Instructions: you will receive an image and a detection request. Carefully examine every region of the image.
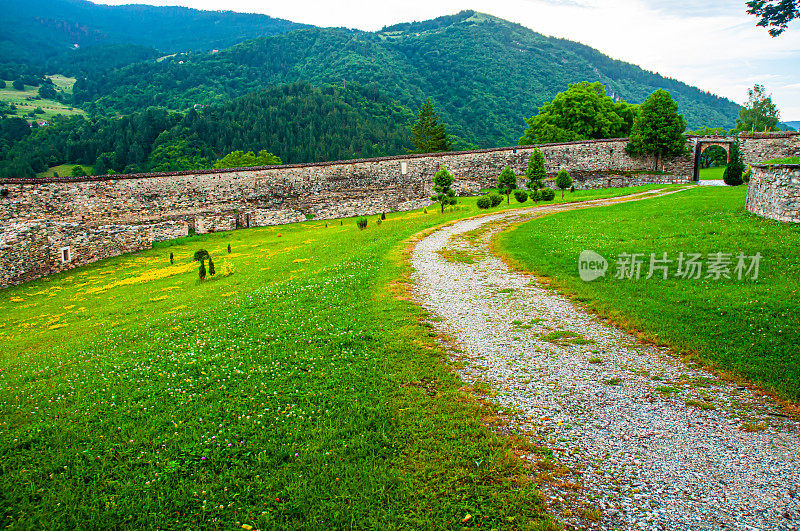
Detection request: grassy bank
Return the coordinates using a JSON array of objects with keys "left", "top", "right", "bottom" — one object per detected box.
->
[
  {"left": 0, "top": 186, "right": 677, "bottom": 529},
  {"left": 496, "top": 186, "right": 800, "bottom": 401}
]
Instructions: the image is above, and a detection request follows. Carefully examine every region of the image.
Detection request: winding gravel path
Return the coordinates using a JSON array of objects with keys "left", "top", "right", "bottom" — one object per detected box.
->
[{"left": 410, "top": 190, "right": 800, "bottom": 531}]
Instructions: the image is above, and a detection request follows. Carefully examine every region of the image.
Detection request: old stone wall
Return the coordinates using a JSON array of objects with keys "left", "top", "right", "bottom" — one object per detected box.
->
[
  {"left": 0, "top": 221, "right": 154, "bottom": 288},
  {"left": 2, "top": 132, "right": 796, "bottom": 288},
  {"left": 745, "top": 164, "right": 800, "bottom": 223}
]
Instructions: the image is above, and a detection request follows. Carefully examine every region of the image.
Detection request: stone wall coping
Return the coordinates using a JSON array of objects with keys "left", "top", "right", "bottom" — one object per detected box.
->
[
  {"left": 750, "top": 163, "right": 800, "bottom": 169},
  {"left": 0, "top": 137, "right": 638, "bottom": 185}
]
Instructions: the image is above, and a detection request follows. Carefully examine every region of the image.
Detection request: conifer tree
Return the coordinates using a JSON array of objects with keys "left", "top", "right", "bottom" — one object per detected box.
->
[
  {"left": 431, "top": 164, "right": 457, "bottom": 213},
  {"left": 498, "top": 166, "right": 517, "bottom": 204},
  {"left": 723, "top": 141, "right": 745, "bottom": 186},
  {"left": 410, "top": 98, "right": 451, "bottom": 153},
  {"left": 525, "top": 149, "right": 546, "bottom": 193}
]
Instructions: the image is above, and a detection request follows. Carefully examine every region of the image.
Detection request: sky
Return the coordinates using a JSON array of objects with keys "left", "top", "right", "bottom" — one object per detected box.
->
[{"left": 98, "top": 0, "right": 800, "bottom": 120}]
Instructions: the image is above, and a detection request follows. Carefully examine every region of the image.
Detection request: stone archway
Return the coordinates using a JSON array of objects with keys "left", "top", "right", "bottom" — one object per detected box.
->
[{"left": 692, "top": 138, "right": 734, "bottom": 181}]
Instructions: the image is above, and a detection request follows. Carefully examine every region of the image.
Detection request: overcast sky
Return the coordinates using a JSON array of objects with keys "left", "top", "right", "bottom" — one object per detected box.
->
[{"left": 99, "top": 0, "right": 800, "bottom": 120}]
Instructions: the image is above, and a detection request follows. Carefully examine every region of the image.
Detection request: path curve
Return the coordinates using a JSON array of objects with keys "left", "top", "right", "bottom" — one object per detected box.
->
[{"left": 411, "top": 190, "right": 800, "bottom": 531}]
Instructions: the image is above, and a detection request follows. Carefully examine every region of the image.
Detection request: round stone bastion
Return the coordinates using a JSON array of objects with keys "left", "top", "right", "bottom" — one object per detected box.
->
[{"left": 745, "top": 163, "right": 800, "bottom": 223}]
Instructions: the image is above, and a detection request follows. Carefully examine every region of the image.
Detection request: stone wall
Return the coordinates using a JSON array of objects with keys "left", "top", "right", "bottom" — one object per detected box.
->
[
  {"left": 745, "top": 164, "right": 800, "bottom": 223},
  {"left": 0, "top": 221, "right": 154, "bottom": 288},
  {"left": 2, "top": 132, "right": 797, "bottom": 288}
]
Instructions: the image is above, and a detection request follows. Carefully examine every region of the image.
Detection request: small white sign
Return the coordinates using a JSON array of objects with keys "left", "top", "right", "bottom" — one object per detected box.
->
[{"left": 401, "top": 162, "right": 408, "bottom": 175}]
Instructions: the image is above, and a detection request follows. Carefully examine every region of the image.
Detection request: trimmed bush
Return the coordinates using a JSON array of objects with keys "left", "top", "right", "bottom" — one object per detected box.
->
[
  {"left": 169, "top": 252, "right": 174, "bottom": 264},
  {"left": 227, "top": 244, "right": 231, "bottom": 254},
  {"left": 556, "top": 168, "right": 573, "bottom": 198},
  {"left": 476, "top": 195, "right": 492, "bottom": 209},
  {"left": 743, "top": 167, "right": 752, "bottom": 183},
  {"left": 208, "top": 256, "right": 216, "bottom": 276},
  {"left": 540, "top": 188, "right": 555, "bottom": 201},
  {"left": 529, "top": 189, "right": 542, "bottom": 202},
  {"left": 220, "top": 260, "right": 235, "bottom": 277},
  {"left": 381, "top": 212, "right": 386, "bottom": 220},
  {"left": 513, "top": 189, "right": 528, "bottom": 203},
  {"left": 193, "top": 249, "right": 210, "bottom": 262},
  {"left": 198, "top": 260, "right": 206, "bottom": 281},
  {"left": 723, "top": 140, "right": 745, "bottom": 186},
  {"left": 356, "top": 217, "right": 368, "bottom": 230},
  {"left": 489, "top": 193, "right": 503, "bottom": 207},
  {"left": 570, "top": 185, "right": 575, "bottom": 193}
]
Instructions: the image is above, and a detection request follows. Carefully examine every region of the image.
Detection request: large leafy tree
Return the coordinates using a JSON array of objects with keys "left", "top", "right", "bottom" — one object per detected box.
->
[
  {"left": 519, "top": 82, "right": 638, "bottom": 145},
  {"left": 410, "top": 98, "right": 451, "bottom": 153},
  {"left": 747, "top": 0, "right": 799, "bottom": 36},
  {"left": 626, "top": 89, "right": 687, "bottom": 170},
  {"left": 736, "top": 84, "right": 781, "bottom": 132},
  {"left": 431, "top": 164, "right": 457, "bottom": 213}
]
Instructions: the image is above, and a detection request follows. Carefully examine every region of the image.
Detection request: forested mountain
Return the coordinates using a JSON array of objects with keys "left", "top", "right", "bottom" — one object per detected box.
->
[
  {"left": 1, "top": 0, "right": 306, "bottom": 64},
  {"left": 71, "top": 10, "right": 741, "bottom": 146},
  {"left": 0, "top": 83, "right": 416, "bottom": 178}
]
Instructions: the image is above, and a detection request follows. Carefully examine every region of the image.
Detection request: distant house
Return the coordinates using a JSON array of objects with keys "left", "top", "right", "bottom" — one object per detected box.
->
[
  {"left": 211, "top": 49, "right": 219, "bottom": 54},
  {"left": 38, "top": 120, "right": 49, "bottom": 127},
  {"left": 193, "top": 104, "right": 205, "bottom": 110}
]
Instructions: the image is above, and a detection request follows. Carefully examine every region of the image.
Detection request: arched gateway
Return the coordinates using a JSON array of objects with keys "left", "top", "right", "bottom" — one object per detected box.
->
[{"left": 691, "top": 137, "right": 734, "bottom": 182}]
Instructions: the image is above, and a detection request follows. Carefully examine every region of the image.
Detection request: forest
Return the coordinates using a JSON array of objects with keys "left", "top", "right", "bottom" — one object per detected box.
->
[
  {"left": 0, "top": 6, "right": 749, "bottom": 179},
  {"left": 0, "top": 83, "right": 419, "bottom": 178}
]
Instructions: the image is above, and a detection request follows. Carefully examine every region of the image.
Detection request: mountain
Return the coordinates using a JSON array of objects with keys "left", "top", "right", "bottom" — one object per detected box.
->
[
  {"left": 70, "top": 10, "right": 741, "bottom": 147},
  {"left": 0, "top": 82, "right": 418, "bottom": 178},
  {"left": 1, "top": 0, "right": 307, "bottom": 63},
  {"left": 781, "top": 121, "right": 800, "bottom": 131}
]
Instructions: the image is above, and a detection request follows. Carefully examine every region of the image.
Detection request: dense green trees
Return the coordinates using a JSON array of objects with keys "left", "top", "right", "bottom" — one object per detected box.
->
[
  {"left": 736, "top": 84, "right": 781, "bottom": 132},
  {"left": 519, "top": 82, "right": 638, "bottom": 145},
  {"left": 410, "top": 99, "right": 451, "bottom": 153},
  {"left": 626, "top": 89, "right": 687, "bottom": 170},
  {"left": 214, "top": 150, "right": 282, "bottom": 169},
  {"left": 0, "top": 82, "right": 414, "bottom": 178}
]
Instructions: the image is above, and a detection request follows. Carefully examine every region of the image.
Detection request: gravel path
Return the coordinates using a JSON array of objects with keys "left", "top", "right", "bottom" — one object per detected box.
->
[{"left": 410, "top": 190, "right": 800, "bottom": 531}]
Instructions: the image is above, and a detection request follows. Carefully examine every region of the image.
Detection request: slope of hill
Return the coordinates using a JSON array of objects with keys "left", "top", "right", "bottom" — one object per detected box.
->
[
  {"left": 0, "top": 82, "right": 417, "bottom": 178},
  {"left": 71, "top": 11, "right": 741, "bottom": 147},
  {"left": 1, "top": 0, "right": 307, "bottom": 63}
]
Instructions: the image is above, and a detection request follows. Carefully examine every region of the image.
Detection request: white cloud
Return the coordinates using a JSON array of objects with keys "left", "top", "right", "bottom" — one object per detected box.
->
[{"left": 98, "top": 0, "right": 800, "bottom": 119}]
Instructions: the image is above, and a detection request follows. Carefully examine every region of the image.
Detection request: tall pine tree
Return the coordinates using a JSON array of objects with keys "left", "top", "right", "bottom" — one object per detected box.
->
[{"left": 410, "top": 98, "right": 451, "bottom": 154}]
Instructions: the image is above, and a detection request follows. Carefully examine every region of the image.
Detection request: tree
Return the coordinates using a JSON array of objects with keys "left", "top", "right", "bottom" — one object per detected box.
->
[
  {"left": 626, "top": 89, "right": 688, "bottom": 171},
  {"left": 525, "top": 149, "right": 546, "bottom": 194},
  {"left": 410, "top": 98, "right": 451, "bottom": 153},
  {"left": 431, "top": 164, "right": 457, "bottom": 213},
  {"left": 747, "top": 0, "right": 799, "bottom": 36},
  {"left": 723, "top": 141, "right": 745, "bottom": 186},
  {"left": 555, "top": 169, "right": 573, "bottom": 199},
  {"left": 12, "top": 79, "right": 25, "bottom": 91},
  {"left": 736, "top": 84, "right": 781, "bottom": 132},
  {"left": 208, "top": 256, "right": 216, "bottom": 276},
  {"left": 498, "top": 166, "right": 517, "bottom": 204},
  {"left": 198, "top": 260, "right": 207, "bottom": 281},
  {"left": 519, "top": 82, "right": 638, "bottom": 145},
  {"left": 71, "top": 165, "right": 87, "bottom": 177},
  {"left": 214, "top": 149, "right": 282, "bottom": 169},
  {"left": 38, "top": 84, "right": 57, "bottom": 100}
]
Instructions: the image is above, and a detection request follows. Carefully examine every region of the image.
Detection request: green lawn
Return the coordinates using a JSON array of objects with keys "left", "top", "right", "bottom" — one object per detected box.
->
[
  {"left": 0, "top": 186, "right": 676, "bottom": 529},
  {"left": 497, "top": 186, "right": 800, "bottom": 401},
  {"left": 698, "top": 166, "right": 726, "bottom": 180},
  {"left": 763, "top": 156, "right": 800, "bottom": 164},
  {"left": 38, "top": 164, "right": 94, "bottom": 179}
]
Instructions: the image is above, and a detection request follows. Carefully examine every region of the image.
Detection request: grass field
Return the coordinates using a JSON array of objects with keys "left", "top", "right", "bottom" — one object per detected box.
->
[
  {"left": 0, "top": 186, "right": 677, "bottom": 529},
  {"left": 37, "top": 164, "right": 95, "bottom": 179},
  {"left": 698, "top": 166, "right": 726, "bottom": 180},
  {"left": 497, "top": 186, "right": 800, "bottom": 401},
  {"left": 1, "top": 79, "right": 85, "bottom": 121}
]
